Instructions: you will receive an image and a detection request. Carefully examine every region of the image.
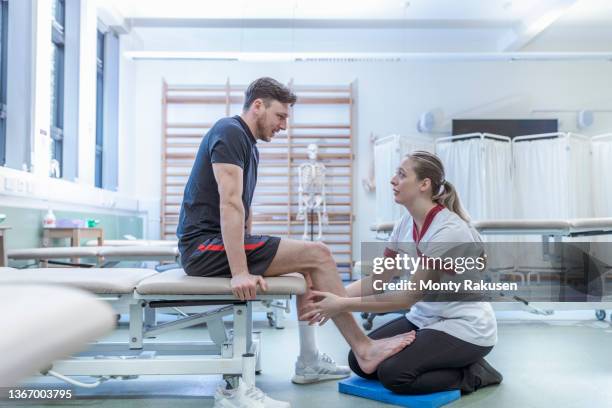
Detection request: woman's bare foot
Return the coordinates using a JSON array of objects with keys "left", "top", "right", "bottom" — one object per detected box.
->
[{"left": 354, "top": 331, "right": 416, "bottom": 374}]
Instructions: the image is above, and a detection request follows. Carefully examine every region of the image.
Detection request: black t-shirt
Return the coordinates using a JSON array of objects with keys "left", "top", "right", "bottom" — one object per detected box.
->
[{"left": 177, "top": 116, "right": 259, "bottom": 261}]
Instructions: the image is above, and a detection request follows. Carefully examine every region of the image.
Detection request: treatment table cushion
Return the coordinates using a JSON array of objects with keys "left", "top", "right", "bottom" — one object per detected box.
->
[
  {"left": 136, "top": 268, "right": 307, "bottom": 296},
  {"left": 86, "top": 239, "right": 178, "bottom": 247},
  {"left": 0, "top": 284, "right": 115, "bottom": 388},
  {"left": 98, "top": 246, "right": 179, "bottom": 258},
  {"left": 473, "top": 219, "right": 570, "bottom": 231},
  {"left": 7, "top": 246, "right": 102, "bottom": 260},
  {"left": 568, "top": 217, "right": 612, "bottom": 232},
  {"left": 0, "top": 268, "right": 156, "bottom": 294},
  {"left": 369, "top": 222, "right": 395, "bottom": 233}
]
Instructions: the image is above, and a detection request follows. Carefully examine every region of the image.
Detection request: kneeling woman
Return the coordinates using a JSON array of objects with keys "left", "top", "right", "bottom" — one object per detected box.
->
[{"left": 302, "top": 151, "right": 502, "bottom": 395}]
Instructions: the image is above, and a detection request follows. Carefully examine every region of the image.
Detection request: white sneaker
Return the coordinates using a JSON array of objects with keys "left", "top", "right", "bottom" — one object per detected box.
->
[
  {"left": 292, "top": 352, "right": 351, "bottom": 384},
  {"left": 214, "top": 381, "right": 291, "bottom": 408}
]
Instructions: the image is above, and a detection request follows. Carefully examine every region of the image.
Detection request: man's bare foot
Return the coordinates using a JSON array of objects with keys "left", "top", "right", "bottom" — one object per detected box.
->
[{"left": 354, "top": 331, "right": 416, "bottom": 374}]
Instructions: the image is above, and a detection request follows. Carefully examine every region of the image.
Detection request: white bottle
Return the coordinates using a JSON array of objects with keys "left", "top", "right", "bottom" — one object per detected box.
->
[{"left": 43, "top": 209, "right": 56, "bottom": 228}]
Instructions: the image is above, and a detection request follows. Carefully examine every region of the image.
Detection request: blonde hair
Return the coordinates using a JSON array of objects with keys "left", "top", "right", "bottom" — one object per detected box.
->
[{"left": 405, "top": 150, "right": 471, "bottom": 223}]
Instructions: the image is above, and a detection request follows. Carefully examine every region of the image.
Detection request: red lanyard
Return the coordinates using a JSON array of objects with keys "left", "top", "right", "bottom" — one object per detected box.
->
[{"left": 412, "top": 204, "right": 445, "bottom": 249}]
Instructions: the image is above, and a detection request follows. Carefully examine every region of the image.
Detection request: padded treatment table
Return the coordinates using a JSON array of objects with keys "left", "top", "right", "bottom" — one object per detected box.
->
[
  {"left": 8, "top": 246, "right": 104, "bottom": 267},
  {"left": 0, "top": 282, "right": 115, "bottom": 389},
  {"left": 363, "top": 218, "right": 612, "bottom": 327},
  {"left": 7, "top": 245, "right": 179, "bottom": 267},
  {"left": 0, "top": 267, "right": 157, "bottom": 293},
  {"left": 370, "top": 222, "right": 395, "bottom": 233},
  {"left": 0, "top": 267, "right": 306, "bottom": 387},
  {"left": 472, "top": 218, "right": 612, "bottom": 318},
  {"left": 373, "top": 218, "right": 612, "bottom": 237},
  {"left": 86, "top": 239, "right": 178, "bottom": 247},
  {"left": 6, "top": 244, "right": 290, "bottom": 328},
  {"left": 135, "top": 268, "right": 302, "bottom": 331},
  {"left": 568, "top": 217, "right": 612, "bottom": 236},
  {"left": 473, "top": 217, "right": 612, "bottom": 237},
  {"left": 339, "top": 376, "right": 460, "bottom": 408},
  {"left": 136, "top": 268, "right": 304, "bottom": 296},
  {"left": 370, "top": 222, "right": 395, "bottom": 239},
  {"left": 98, "top": 246, "right": 179, "bottom": 263},
  {"left": 473, "top": 219, "right": 571, "bottom": 236}
]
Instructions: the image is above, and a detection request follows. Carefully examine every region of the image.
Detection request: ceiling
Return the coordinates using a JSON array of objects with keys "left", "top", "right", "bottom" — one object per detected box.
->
[
  {"left": 98, "top": 0, "right": 612, "bottom": 56},
  {"left": 97, "top": 0, "right": 612, "bottom": 24}
]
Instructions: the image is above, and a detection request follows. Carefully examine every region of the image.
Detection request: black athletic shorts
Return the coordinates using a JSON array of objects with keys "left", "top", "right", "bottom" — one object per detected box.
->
[{"left": 182, "top": 234, "right": 281, "bottom": 278}]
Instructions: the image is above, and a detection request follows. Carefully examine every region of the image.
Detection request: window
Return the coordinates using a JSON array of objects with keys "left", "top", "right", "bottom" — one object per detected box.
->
[
  {"left": 0, "top": 0, "right": 8, "bottom": 166},
  {"left": 95, "top": 27, "right": 118, "bottom": 191},
  {"left": 95, "top": 29, "right": 104, "bottom": 187},
  {"left": 50, "top": 0, "right": 65, "bottom": 176}
]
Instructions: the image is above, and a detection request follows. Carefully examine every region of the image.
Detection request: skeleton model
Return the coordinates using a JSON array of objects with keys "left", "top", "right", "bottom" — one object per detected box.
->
[{"left": 297, "top": 144, "right": 328, "bottom": 240}]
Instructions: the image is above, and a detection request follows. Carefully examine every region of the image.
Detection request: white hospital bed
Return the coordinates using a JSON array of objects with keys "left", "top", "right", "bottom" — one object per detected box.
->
[
  {"left": 0, "top": 267, "right": 305, "bottom": 390},
  {"left": 472, "top": 218, "right": 612, "bottom": 320},
  {"left": 364, "top": 218, "right": 612, "bottom": 326}
]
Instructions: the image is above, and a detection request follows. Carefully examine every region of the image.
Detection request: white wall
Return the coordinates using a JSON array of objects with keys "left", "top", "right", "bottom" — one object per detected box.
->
[{"left": 119, "top": 28, "right": 612, "bottom": 250}]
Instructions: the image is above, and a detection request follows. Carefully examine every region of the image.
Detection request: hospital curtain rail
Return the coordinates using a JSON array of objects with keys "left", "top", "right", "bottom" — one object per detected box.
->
[{"left": 161, "top": 79, "right": 356, "bottom": 279}]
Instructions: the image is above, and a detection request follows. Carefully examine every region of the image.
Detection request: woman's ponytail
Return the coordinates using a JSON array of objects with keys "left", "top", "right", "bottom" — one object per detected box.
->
[
  {"left": 407, "top": 151, "right": 471, "bottom": 223},
  {"left": 433, "top": 180, "right": 470, "bottom": 223}
]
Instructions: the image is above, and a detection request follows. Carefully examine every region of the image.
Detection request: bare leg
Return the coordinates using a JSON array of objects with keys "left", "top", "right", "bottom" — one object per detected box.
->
[
  {"left": 316, "top": 208, "right": 322, "bottom": 241},
  {"left": 302, "top": 207, "right": 309, "bottom": 240},
  {"left": 265, "top": 238, "right": 415, "bottom": 374}
]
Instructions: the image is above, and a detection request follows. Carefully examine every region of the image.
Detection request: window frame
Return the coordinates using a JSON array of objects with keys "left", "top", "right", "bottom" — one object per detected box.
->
[
  {"left": 50, "top": 0, "right": 65, "bottom": 176},
  {"left": 0, "top": 0, "right": 8, "bottom": 166},
  {"left": 95, "top": 28, "right": 104, "bottom": 188}
]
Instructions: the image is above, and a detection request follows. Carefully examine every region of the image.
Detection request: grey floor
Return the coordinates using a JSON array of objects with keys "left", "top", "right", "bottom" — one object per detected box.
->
[{"left": 5, "top": 308, "right": 612, "bottom": 408}]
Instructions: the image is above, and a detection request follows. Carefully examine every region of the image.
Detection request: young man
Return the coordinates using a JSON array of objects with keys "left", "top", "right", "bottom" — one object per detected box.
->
[{"left": 178, "top": 78, "right": 412, "bottom": 404}]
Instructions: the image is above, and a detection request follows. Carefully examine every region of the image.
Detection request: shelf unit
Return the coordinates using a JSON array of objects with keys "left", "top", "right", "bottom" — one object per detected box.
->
[{"left": 162, "top": 79, "right": 356, "bottom": 279}]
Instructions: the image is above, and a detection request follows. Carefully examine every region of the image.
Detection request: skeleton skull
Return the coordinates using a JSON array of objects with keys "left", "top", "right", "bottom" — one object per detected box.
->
[{"left": 307, "top": 144, "right": 318, "bottom": 161}]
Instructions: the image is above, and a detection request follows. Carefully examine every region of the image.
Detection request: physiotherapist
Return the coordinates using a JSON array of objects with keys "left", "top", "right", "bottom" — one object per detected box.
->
[{"left": 302, "top": 151, "right": 503, "bottom": 395}]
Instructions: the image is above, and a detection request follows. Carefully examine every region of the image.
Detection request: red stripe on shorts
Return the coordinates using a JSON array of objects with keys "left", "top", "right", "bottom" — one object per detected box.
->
[{"left": 198, "top": 241, "right": 265, "bottom": 252}]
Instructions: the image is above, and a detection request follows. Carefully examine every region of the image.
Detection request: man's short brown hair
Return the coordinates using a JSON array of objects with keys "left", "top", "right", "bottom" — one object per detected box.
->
[{"left": 243, "top": 77, "right": 297, "bottom": 111}]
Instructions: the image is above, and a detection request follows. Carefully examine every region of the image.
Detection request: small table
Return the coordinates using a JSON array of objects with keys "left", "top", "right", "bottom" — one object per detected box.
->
[
  {"left": 42, "top": 228, "right": 104, "bottom": 264},
  {"left": 0, "top": 226, "right": 10, "bottom": 267}
]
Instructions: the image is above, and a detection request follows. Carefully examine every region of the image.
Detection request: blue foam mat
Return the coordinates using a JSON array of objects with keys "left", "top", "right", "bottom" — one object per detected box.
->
[{"left": 338, "top": 376, "right": 460, "bottom": 408}]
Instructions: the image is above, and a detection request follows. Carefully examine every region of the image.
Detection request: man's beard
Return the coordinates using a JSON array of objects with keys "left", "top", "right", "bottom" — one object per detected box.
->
[{"left": 256, "top": 116, "right": 269, "bottom": 141}]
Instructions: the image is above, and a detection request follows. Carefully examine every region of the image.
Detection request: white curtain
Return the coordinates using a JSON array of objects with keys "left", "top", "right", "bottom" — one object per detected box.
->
[
  {"left": 374, "top": 135, "right": 434, "bottom": 223},
  {"left": 512, "top": 137, "right": 569, "bottom": 219},
  {"left": 436, "top": 139, "right": 484, "bottom": 220},
  {"left": 481, "top": 138, "right": 513, "bottom": 219},
  {"left": 374, "top": 135, "right": 402, "bottom": 224},
  {"left": 377, "top": 133, "right": 596, "bottom": 225},
  {"left": 568, "top": 136, "right": 592, "bottom": 218},
  {"left": 587, "top": 138, "right": 612, "bottom": 263},
  {"left": 437, "top": 138, "right": 512, "bottom": 221},
  {"left": 513, "top": 135, "right": 593, "bottom": 220},
  {"left": 512, "top": 137, "right": 568, "bottom": 267},
  {"left": 591, "top": 139, "right": 612, "bottom": 217}
]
